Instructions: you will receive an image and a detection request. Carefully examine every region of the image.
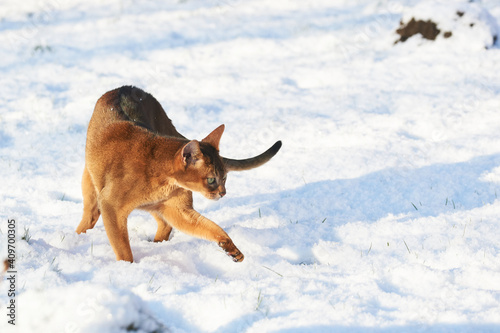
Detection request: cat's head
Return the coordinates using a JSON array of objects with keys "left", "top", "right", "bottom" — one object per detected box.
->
[{"left": 175, "top": 125, "right": 282, "bottom": 200}]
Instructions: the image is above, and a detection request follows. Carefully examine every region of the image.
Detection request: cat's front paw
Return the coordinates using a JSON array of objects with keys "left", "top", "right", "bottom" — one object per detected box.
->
[
  {"left": 229, "top": 249, "right": 244, "bottom": 262},
  {"left": 218, "top": 239, "right": 244, "bottom": 262}
]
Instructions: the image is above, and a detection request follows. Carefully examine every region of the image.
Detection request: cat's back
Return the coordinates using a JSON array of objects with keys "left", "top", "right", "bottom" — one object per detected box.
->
[{"left": 87, "top": 86, "right": 184, "bottom": 140}]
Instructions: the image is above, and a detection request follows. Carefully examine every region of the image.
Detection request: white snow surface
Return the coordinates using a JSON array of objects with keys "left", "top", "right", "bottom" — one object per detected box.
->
[{"left": 1, "top": 0, "right": 500, "bottom": 332}]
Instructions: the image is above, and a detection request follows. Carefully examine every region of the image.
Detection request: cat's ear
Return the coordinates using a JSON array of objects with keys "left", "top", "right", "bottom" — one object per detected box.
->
[
  {"left": 202, "top": 124, "right": 225, "bottom": 150},
  {"left": 181, "top": 140, "right": 202, "bottom": 166}
]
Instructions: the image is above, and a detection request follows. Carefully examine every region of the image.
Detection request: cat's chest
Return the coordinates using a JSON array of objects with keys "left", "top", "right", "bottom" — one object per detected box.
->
[
  {"left": 143, "top": 178, "right": 184, "bottom": 201},
  {"left": 138, "top": 184, "right": 183, "bottom": 210}
]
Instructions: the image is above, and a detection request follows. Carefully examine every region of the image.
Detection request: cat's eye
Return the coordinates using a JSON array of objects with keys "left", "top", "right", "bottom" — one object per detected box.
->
[{"left": 207, "top": 177, "right": 216, "bottom": 185}]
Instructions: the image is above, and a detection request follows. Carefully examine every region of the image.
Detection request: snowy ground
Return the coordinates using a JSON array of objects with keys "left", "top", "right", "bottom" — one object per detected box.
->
[{"left": 1, "top": 0, "right": 500, "bottom": 332}]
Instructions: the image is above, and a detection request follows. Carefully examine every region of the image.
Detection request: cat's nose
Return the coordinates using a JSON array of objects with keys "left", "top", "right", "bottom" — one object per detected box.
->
[{"left": 219, "top": 190, "right": 226, "bottom": 198}]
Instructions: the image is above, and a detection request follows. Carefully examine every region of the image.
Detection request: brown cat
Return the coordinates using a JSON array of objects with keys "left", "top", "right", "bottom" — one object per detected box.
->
[{"left": 76, "top": 86, "right": 281, "bottom": 263}]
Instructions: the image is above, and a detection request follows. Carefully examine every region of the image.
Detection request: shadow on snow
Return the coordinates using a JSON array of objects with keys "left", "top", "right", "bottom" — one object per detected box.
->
[{"left": 224, "top": 153, "right": 500, "bottom": 225}]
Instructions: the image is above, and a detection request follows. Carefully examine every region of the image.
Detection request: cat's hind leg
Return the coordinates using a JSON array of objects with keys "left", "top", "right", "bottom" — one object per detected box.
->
[
  {"left": 76, "top": 166, "right": 101, "bottom": 234},
  {"left": 151, "top": 212, "right": 173, "bottom": 242}
]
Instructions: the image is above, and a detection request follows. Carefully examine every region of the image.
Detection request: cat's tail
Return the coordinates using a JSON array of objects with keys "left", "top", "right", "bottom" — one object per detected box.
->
[{"left": 223, "top": 141, "right": 282, "bottom": 172}]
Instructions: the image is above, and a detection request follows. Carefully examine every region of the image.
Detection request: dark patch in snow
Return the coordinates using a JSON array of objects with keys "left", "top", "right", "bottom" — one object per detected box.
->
[
  {"left": 395, "top": 6, "right": 498, "bottom": 48},
  {"left": 396, "top": 18, "right": 441, "bottom": 43}
]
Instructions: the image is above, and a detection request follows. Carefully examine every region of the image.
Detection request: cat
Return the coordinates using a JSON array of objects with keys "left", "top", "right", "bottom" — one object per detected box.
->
[{"left": 76, "top": 86, "right": 281, "bottom": 263}]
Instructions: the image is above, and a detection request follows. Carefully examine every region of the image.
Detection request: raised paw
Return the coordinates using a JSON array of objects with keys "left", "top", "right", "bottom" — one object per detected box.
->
[{"left": 218, "top": 239, "right": 245, "bottom": 262}]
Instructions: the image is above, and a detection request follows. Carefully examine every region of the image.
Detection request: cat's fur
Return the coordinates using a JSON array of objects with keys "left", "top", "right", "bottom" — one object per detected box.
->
[{"left": 76, "top": 86, "right": 281, "bottom": 263}]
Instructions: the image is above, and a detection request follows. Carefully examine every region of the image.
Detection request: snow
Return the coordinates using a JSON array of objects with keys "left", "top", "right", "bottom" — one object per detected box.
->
[{"left": 1, "top": 0, "right": 500, "bottom": 332}]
